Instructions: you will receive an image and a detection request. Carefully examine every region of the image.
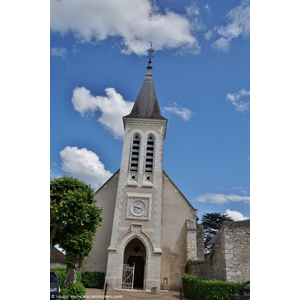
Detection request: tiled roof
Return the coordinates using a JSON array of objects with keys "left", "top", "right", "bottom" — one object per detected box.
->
[
  {"left": 50, "top": 247, "right": 66, "bottom": 262},
  {"left": 207, "top": 233, "right": 219, "bottom": 245}
]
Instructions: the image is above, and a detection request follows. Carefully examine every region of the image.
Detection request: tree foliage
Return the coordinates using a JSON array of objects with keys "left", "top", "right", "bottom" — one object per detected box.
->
[
  {"left": 200, "top": 212, "right": 233, "bottom": 255},
  {"left": 50, "top": 176, "right": 103, "bottom": 287}
]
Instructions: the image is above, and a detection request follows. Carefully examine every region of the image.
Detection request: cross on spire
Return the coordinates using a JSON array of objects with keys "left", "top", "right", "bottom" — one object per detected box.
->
[{"left": 147, "top": 42, "right": 155, "bottom": 70}]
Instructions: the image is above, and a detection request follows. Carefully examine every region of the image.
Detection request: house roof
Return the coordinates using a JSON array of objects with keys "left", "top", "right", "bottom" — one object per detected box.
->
[
  {"left": 207, "top": 232, "right": 219, "bottom": 245},
  {"left": 50, "top": 247, "right": 66, "bottom": 262},
  {"left": 123, "top": 69, "right": 167, "bottom": 121}
]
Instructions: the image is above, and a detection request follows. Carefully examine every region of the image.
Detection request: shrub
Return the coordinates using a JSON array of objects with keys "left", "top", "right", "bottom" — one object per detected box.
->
[
  {"left": 182, "top": 274, "right": 244, "bottom": 300},
  {"left": 61, "top": 282, "right": 86, "bottom": 300},
  {"left": 51, "top": 268, "right": 66, "bottom": 288},
  {"left": 51, "top": 268, "right": 82, "bottom": 287},
  {"left": 80, "top": 271, "right": 105, "bottom": 288},
  {"left": 51, "top": 268, "right": 105, "bottom": 289},
  {"left": 76, "top": 271, "right": 82, "bottom": 284}
]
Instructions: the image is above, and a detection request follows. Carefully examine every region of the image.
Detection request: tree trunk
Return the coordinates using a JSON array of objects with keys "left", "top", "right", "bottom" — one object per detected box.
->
[
  {"left": 50, "top": 240, "right": 53, "bottom": 255},
  {"left": 50, "top": 225, "right": 60, "bottom": 254},
  {"left": 64, "top": 253, "right": 81, "bottom": 288}
]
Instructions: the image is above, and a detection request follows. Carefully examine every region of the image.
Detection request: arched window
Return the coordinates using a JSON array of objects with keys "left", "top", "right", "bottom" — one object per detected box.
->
[
  {"left": 145, "top": 135, "right": 155, "bottom": 172},
  {"left": 130, "top": 134, "right": 140, "bottom": 172}
]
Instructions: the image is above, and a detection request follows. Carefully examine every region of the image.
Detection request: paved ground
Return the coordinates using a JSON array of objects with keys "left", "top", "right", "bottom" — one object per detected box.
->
[{"left": 85, "top": 288, "right": 190, "bottom": 300}]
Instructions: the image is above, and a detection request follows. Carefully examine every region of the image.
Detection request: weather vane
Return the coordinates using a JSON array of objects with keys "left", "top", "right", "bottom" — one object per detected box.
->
[{"left": 147, "top": 42, "right": 155, "bottom": 70}]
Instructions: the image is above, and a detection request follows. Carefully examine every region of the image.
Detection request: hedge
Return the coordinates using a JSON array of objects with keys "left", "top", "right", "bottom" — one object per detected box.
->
[
  {"left": 80, "top": 271, "right": 105, "bottom": 288},
  {"left": 51, "top": 268, "right": 69, "bottom": 288},
  {"left": 51, "top": 268, "right": 105, "bottom": 289},
  {"left": 182, "top": 274, "right": 244, "bottom": 300}
]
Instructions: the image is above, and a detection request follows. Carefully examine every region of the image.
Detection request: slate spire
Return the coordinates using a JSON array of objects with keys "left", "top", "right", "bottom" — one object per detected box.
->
[{"left": 124, "top": 44, "right": 167, "bottom": 121}]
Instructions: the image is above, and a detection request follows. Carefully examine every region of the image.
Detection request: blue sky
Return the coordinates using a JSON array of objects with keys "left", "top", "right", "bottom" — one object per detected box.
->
[{"left": 50, "top": 0, "right": 250, "bottom": 222}]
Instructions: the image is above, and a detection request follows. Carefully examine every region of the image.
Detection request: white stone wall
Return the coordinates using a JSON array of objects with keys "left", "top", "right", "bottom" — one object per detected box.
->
[
  {"left": 81, "top": 172, "right": 119, "bottom": 272},
  {"left": 105, "top": 118, "right": 167, "bottom": 291},
  {"left": 161, "top": 172, "right": 198, "bottom": 290}
]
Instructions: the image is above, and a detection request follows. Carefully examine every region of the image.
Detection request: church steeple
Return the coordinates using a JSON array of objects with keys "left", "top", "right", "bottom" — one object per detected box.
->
[
  {"left": 124, "top": 44, "right": 167, "bottom": 121},
  {"left": 124, "top": 70, "right": 166, "bottom": 120}
]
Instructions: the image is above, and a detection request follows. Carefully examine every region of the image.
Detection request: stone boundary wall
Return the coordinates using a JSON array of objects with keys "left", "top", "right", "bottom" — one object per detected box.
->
[
  {"left": 188, "top": 220, "right": 250, "bottom": 283},
  {"left": 223, "top": 221, "right": 250, "bottom": 282}
]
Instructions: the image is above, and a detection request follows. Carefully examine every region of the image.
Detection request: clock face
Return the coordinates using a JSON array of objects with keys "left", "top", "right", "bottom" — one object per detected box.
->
[
  {"left": 131, "top": 201, "right": 145, "bottom": 215},
  {"left": 126, "top": 196, "right": 150, "bottom": 220}
]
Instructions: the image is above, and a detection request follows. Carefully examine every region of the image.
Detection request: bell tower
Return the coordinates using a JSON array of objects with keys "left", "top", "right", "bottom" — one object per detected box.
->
[{"left": 105, "top": 45, "right": 168, "bottom": 290}]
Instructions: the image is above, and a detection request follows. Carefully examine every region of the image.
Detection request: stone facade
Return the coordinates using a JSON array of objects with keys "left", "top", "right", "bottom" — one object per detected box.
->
[
  {"left": 81, "top": 172, "right": 119, "bottom": 272},
  {"left": 82, "top": 169, "right": 201, "bottom": 290},
  {"left": 160, "top": 173, "right": 201, "bottom": 290},
  {"left": 189, "top": 220, "right": 250, "bottom": 283},
  {"left": 82, "top": 69, "right": 201, "bottom": 291}
]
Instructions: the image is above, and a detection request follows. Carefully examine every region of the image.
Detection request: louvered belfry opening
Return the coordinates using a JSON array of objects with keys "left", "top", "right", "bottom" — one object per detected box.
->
[
  {"left": 130, "top": 134, "right": 140, "bottom": 172},
  {"left": 145, "top": 135, "right": 154, "bottom": 172}
]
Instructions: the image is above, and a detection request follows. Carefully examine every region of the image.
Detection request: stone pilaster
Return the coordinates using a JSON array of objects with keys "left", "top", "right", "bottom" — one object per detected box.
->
[{"left": 186, "top": 219, "right": 198, "bottom": 260}]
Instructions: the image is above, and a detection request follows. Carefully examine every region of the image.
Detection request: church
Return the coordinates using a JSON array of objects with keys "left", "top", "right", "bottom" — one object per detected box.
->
[{"left": 82, "top": 50, "right": 202, "bottom": 291}]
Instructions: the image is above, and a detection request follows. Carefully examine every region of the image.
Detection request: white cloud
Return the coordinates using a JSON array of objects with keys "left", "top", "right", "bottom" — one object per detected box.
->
[
  {"left": 194, "top": 193, "right": 250, "bottom": 204},
  {"left": 50, "top": 0, "right": 200, "bottom": 55},
  {"left": 212, "top": 37, "right": 231, "bottom": 52},
  {"left": 226, "top": 88, "right": 250, "bottom": 112},
  {"left": 211, "top": 1, "right": 249, "bottom": 51},
  {"left": 185, "top": 3, "right": 205, "bottom": 32},
  {"left": 60, "top": 146, "right": 113, "bottom": 190},
  {"left": 204, "top": 29, "right": 213, "bottom": 40},
  {"left": 164, "top": 102, "right": 194, "bottom": 121},
  {"left": 186, "top": 3, "right": 200, "bottom": 17},
  {"left": 205, "top": 4, "right": 211, "bottom": 13},
  {"left": 71, "top": 86, "right": 134, "bottom": 139},
  {"left": 50, "top": 47, "right": 67, "bottom": 59},
  {"left": 225, "top": 209, "right": 248, "bottom": 221}
]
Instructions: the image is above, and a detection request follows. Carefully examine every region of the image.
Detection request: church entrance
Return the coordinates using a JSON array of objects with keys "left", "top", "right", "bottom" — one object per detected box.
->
[{"left": 123, "top": 238, "right": 146, "bottom": 289}]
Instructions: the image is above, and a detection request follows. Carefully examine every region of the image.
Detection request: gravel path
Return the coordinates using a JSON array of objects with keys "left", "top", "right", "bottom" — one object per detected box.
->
[{"left": 85, "top": 288, "right": 190, "bottom": 300}]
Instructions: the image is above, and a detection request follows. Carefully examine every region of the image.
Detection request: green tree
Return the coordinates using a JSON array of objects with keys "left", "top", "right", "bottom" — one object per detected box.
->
[
  {"left": 50, "top": 176, "right": 102, "bottom": 287},
  {"left": 200, "top": 212, "right": 233, "bottom": 255}
]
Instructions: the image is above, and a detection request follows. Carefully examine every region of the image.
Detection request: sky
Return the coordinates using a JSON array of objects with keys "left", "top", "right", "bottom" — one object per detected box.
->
[
  {"left": 2, "top": 0, "right": 300, "bottom": 298},
  {"left": 50, "top": 0, "right": 250, "bottom": 222}
]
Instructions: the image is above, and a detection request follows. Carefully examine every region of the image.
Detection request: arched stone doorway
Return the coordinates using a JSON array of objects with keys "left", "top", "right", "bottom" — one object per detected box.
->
[{"left": 123, "top": 238, "right": 146, "bottom": 289}]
